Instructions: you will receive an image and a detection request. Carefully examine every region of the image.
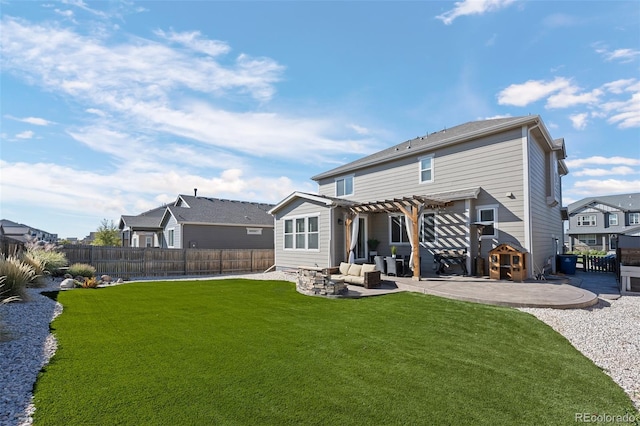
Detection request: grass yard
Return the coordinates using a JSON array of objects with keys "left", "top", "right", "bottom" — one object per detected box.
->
[{"left": 33, "top": 279, "right": 637, "bottom": 425}]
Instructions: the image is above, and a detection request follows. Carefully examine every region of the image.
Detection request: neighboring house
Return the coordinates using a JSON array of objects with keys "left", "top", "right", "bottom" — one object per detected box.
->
[
  {"left": 566, "top": 193, "right": 640, "bottom": 252},
  {"left": 0, "top": 219, "right": 58, "bottom": 243},
  {"left": 119, "top": 206, "right": 166, "bottom": 247},
  {"left": 270, "top": 115, "right": 568, "bottom": 280},
  {"left": 119, "top": 194, "right": 275, "bottom": 249}
]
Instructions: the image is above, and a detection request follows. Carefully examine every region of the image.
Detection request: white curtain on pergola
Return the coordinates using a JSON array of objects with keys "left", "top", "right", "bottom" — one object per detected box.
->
[
  {"left": 348, "top": 214, "right": 360, "bottom": 263},
  {"left": 404, "top": 213, "right": 415, "bottom": 270}
]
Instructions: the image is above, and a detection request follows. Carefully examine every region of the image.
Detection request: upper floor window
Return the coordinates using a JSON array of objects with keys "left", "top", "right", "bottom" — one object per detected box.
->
[
  {"left": 608, "top": 213, "right": 618, "bottom": 226},
  {"left": 168, "top": 229, "right": 175, "bottom": 247},
  {"left": 577, "top": 215, "right": 596, "bottom": 226},
  {"left": 284, "top": 216, "right": 319, "bottom": 250},
  {"left": 477, "top": 206, "right": 497, "bottom": 238},
  {"left": 335, "top": 176, "right": 354, "bottom": 197},
  {"left": 630, "top": 212, "right": 640, "bottom": 225},
  {"left": 419, "top": 155, "right": 434, "bottom": 183}
]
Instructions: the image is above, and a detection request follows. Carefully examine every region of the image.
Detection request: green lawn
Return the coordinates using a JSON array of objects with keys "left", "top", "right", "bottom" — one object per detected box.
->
[{"left": 33, "top": 279, "right": 637, "bottom": 425}]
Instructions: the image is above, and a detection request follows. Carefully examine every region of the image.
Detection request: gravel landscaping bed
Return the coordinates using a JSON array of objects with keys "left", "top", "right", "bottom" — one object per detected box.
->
[
  {"left": 1, "top": 272, "right": 637, "bottom": 425},
  {"left": 520, "top": 296, "right": 640, "bottom": 410}
]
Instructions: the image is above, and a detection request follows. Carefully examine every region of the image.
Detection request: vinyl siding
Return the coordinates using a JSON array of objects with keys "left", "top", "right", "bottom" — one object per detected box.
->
[
  {"left": 164, "top": 215, "right": 181, "bottom": 248},
  {"left": 527, "top": 130, "right": 564, "bottom": 274},
  {"left": 319, "top": 128, "right": 528, "bottom": 260},
  {"left": 273, "top": 198, "right": 333, "bottom": 269},
  {"left": 181, "top": 224, "right": 274, "bottom": 249}
]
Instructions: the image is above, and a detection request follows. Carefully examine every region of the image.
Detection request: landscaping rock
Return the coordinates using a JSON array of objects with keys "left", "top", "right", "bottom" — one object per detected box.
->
[
  {"left": 100, "top": 275, "right": 112, "bottom": 283},
  {"left": 59, "top": 278, "right": 75, "bottom": 289}
]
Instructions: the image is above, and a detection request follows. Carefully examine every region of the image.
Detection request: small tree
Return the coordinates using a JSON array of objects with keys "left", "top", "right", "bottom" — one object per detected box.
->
[{"left": 93, "top": 219, "right": 122, "bottom": 247}]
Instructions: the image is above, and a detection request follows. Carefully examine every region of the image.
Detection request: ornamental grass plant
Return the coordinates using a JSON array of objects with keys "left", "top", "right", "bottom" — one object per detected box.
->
[
  {"left": 33, "top": 279, "right": 638, "bottom": 425},
  {"left": 67, "top": 263, "right": 96, "bottom": 279},
  {"left": 0, "top": 256, "right": 37, "bottom": 301}
]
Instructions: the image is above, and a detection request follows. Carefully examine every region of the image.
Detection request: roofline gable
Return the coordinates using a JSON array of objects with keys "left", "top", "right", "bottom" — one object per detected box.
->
[
  {"left": 312, "top": 115, "right": 545, "bottom": 181},
  {"left": 269, "top": 192, "right": 338, "bottom": 215}
]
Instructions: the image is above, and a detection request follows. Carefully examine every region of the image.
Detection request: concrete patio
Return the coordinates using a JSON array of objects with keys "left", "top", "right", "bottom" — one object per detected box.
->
[{"left": 341, "top": 270, "right": 621, "bottom": 309}]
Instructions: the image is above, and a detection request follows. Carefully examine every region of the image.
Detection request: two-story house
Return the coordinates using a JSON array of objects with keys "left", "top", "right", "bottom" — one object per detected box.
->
[
  {"left": 566, "top": 193, "right": 640, "bottom": 252},
  {"left": 270, "top": 115, "right": 568, "bottom": 280}
]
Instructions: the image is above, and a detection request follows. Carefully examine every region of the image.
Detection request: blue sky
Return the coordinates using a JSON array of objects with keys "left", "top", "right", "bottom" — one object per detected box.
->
[{"left": 1, "top": 0, "right": 639, "bottom": 239}]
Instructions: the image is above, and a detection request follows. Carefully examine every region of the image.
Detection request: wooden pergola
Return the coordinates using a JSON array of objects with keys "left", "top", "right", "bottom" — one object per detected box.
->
[{"left": 344, "top": 195, "right": 453, "bottom": 280}]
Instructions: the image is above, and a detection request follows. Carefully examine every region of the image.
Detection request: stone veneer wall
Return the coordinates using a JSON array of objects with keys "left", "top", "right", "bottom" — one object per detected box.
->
[{"left": 296, "top": 268, "right": 348, "bottom": 297}]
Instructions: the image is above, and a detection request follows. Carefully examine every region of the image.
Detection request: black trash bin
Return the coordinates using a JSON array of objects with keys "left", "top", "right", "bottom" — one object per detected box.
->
[{"left": 558, "top": 255, "right": 578, "bottom": 275}]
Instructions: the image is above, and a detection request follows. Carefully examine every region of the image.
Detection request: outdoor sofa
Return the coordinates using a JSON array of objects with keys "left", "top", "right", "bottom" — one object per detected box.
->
[{"left": 326, "top": 262, "right": 382, "bottom": 289}]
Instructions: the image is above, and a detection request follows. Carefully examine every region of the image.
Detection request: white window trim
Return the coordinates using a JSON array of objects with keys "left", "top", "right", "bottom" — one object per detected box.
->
[
  {"left": 335, "top": 175, "right": 354, "bottom": 197},
  {"left": 578, "top": 234, "right": 597, "bottom": 245},
  {"left": 418, "top": 155, "right": 434, "bottom": 184},
  {"left": 577, "top": 214, "right": 597, "bottom": 227},
  {"left": 476, "top": 205, "right": 498, "bottom": 239},
  {"left": 630, "top": 213, "right": 640, "bottom": 225},
  {"left": 168, "top": 228, "right": 175, "bottom": 247},
  {"left": 608, "top": 213, "right": 618, "bottom": 226},
  {"left": 282, "top": 214, "right": 321, "bottom": 251},
  {"left": 389, "top": 215, "right": 411, "bottom": 245}
]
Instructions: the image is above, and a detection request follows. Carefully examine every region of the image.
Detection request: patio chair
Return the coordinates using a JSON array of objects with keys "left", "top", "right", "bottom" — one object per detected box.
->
[{"left": 385, "top": 257, "right": 398, "bottom": 276}]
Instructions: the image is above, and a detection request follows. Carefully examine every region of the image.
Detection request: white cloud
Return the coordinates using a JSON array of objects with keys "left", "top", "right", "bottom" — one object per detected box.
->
[
  {"left": 572, "top": 166, "right": 637, "bottom": 177},
  {"left": 1, "top": 16, "right": 284, "bottom": 104},
  {"left": 497, "top": 78, "right": 640, "bottom": 128},
  {"left": 565, "top": 156, "right": 640, "bottom": 168},
  {"left": 436, "top": 0, "right": 516, "bottom": 25},
  {"left": 0, "top": 159, "right": 302, "bottom": 217},
  {"left": 497, "top": 77, "right": 571, "bottom": 107},
  {"left": 348, "top": 124, "right": 370, "bottom": 135},
  {"left": 593, "top": 43, "right": 640, "bottom": 63},
  {"left": 154, "top": 29, "right": 231, "bottom": 57},
  {"left": 546, "top": 87, "right": 602, "bottom": 109},
  {"left": 15, "top": 130, "right": 34, "bottom": 139},
  {"left": 570, "top": 179, "right": 640, "bottom": 196},
  {"left": 569, "top": 113, "right": 588, "bottom": 130},
  {"left": 5, "top": 116, "right": 53, "bottom": 126}
]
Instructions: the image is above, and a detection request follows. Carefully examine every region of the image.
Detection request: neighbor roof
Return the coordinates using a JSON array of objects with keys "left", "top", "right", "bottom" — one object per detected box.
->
[
  {"left": 119, "top": 206, "right": 166, "bottom": 230},
  {"left": 162, "top": 195, "right": 275, "bottom": 226},
  {"left": 568, "top": 193, "right": 640, "bottom": 214},
  {"left": 312, "top": 115, "right": 553, "bottom": 181}
]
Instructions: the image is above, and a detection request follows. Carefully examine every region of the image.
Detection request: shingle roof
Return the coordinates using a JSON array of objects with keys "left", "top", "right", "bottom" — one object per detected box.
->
[
  {"left": 119, "top": 206, "right": 166, "bottom": 229},
  {"left": 568, "top": 193, "right": 640, "bottom": 213},
  {"left": 166, "top": 195, "right": 275, "bottom": 226},
  {"left": 312, "top": 115, "right": 542, "bottom": 180}
]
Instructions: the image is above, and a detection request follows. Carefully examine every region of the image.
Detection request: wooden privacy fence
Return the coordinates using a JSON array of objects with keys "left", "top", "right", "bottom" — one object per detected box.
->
[
  {"left": 60, "top": 246, "right": 274, "bottom": 278},
  {"left": 0, "top": 236, "right": 24, "bottom": 257}
]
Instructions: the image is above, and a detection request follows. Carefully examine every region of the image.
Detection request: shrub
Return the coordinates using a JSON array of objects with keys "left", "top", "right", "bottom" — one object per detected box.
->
[
  {"left": 24, "top": 249, "right": 68, "bottom": 275},
  {"left": 82, "top": 277, "right": 99, "bottom": 288},
  {"left": 0, "top": 256, "right": 37, "bottom": 301},
  {"left": 68, "top": 263, "right": 96, "bottom": 279},
  {"left": 21, "top": 251, "right": 48, "bottom": 287}
]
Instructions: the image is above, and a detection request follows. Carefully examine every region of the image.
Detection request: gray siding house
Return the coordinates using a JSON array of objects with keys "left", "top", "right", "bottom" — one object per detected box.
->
[
  {"left": 270, "top": 115, "right": 568, "bottom": 280},
  {"left": 566, "top": 193, "right": 640, "bottom": 252},
  {"left": 119, "top": 195, "right": 275, "bottom": 249}
]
